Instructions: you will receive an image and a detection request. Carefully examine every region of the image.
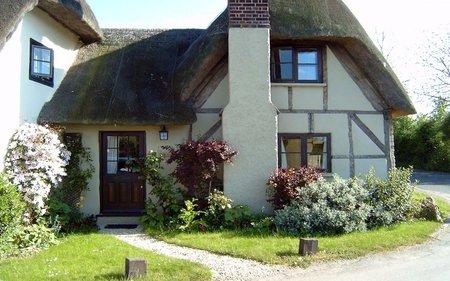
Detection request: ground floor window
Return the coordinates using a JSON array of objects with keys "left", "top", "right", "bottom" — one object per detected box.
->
[{"left": 278, "top": 133, "right": 331, "bottom": 172}]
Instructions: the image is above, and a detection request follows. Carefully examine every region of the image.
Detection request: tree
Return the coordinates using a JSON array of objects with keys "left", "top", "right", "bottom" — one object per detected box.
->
[{"left": 419, "top": 32, "right": 450, "bottom": 103}]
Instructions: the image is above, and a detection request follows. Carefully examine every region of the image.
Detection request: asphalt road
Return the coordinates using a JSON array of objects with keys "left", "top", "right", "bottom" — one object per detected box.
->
[{"left": 260, "top": 170, "right": 450, "bottom": 281}]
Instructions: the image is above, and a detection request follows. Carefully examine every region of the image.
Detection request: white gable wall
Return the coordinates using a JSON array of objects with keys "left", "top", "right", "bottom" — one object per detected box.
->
[
  {"left": 0, "top": 8, "right": 81, "bottom": 167},
  {"left": 273, "top": 47, "right": 389, "bottom": 179}
]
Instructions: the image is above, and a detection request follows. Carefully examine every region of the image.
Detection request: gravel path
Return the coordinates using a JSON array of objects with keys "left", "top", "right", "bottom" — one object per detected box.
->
[{"left": 100, "top": 226, "right": 294, "bottom": 281}]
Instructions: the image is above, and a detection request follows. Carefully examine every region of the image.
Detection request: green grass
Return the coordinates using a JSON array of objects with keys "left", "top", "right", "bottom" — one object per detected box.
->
[
  {"left": 147, "top": 221, "right": 442, "bottom": 267},
  {"left": 146, "top": 192, "right": 450, "bottom": 267},
  {"left": 0, "top": 233, "right": 211, "bottom": 281}
]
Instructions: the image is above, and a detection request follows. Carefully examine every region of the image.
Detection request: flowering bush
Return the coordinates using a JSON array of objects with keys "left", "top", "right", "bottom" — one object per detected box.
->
[
  {"left": 266, "top": 167, "right": 320, "bottom": 209},
  {"left": 164, "top": 140, "right": 238, "bottom": 199},
  {"left": 4, "top": 123, "right": 70, "bottom": 223}
]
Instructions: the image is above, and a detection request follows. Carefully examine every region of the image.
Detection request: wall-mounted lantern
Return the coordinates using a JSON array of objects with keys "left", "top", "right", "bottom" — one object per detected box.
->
[{"left": 159, "top": 126, "right": 168, "bottom": 140}]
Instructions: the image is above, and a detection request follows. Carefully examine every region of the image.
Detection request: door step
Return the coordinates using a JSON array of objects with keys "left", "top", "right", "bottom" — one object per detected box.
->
[{"left": 96, "top": 216, "right": 141, "bottom": 229}]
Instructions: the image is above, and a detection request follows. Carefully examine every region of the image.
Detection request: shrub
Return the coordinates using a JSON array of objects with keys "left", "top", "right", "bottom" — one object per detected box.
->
[
  {"left": 224, "top": 205, "right": 253, "bottom": 229},
  {"left": 415, "top": 197, "right": 443, "bottom": 222},
  {"left": 177, "top": 199, "right": 206, "bottom": 232},
  {"left": 10, "top": 221, "right": 58, "bottom": 253},
  {"left": 0, "top": 174, "right": 25, "bottom": 237},
  {"left": 365, "top": 167, "right": 416, "bottom": 224},
  {"left": 266, "top": 167, "right": 320, "bottom": 209},
  {"left": 164, "top": 140, "right": 238, "bottom": 199},
  {"left": 4, "top": 123, "right": 70, "bottom": 223},
  {"left": 274, "top": 176, "right": 371, "bottom": 235},
  {"left": 204, "top": 190, "right": 233, "bottom": 229},
  {"left": 139, "top": 151, "right": 182, "bottom": 228}
]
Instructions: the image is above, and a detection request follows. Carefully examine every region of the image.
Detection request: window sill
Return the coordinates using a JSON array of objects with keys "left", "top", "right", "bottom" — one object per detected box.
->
[{"left": 271, "top": 83, "right": 327, "bottom": 88}]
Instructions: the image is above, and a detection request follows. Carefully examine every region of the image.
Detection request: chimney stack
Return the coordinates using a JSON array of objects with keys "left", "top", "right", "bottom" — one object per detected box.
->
[{"left": 228, "top": 0, "right": 270, "bottom": 28}]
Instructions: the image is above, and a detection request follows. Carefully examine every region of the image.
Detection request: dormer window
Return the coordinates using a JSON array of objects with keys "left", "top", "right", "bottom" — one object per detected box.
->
[
  {"left": 29, "top": 39, "right": 54, "bottom": 87},
  {"left": 271, "top": 47, "right": 323, "bottom": 83}
]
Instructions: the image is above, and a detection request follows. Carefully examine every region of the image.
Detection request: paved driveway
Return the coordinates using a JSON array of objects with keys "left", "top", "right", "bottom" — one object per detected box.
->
[
  {"left": 413, "top": 170, "right": 450, "bottom": 201},
  {"left": 260, "top": 170, "right": 450, "bottom": 281}
]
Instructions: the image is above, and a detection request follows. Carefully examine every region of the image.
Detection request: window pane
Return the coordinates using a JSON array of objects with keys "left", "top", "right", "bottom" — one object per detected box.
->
[
  {"left": 298, "top": 65, "right": 318, "bottom": 81},
  {"left": 281, "top": 137, "right": 302, "bottom": 168},
  {"left": 118, "top": 136, "right": 140, "bottom": 173},
  {"left": 40, "top": 48, "right": 51, "bottom": 62},
  {"left": 40, "top": 62, "right": 51, "bottom": 75},
  {"left": 307, "top": 137, "right": 327, "bottom": 170},
  {"left": 107, "top": 162, "right": 118, "bottom": 174},
  {"left": 282, "top": 138, "right": 301, "bottom": 153},
  {"left": 280, "top": 64, "right": 293, "bottom": 80},
  {"left": 298, "top": 50, "right": 317, "bottom": 64},
  {"left": 33, "top": 47, "right": 51, "bottom": 62},
  {"left": 107, "top": 136, "right": 118, "bottom": 148},
  {"left": 279, "top": 49, "right": 293, "bottom": 63}
]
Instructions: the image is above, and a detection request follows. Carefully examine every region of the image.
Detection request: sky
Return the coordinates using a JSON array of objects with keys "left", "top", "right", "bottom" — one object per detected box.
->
[{"left": 86, "top": 0, "right": 450, "bottom": 114}]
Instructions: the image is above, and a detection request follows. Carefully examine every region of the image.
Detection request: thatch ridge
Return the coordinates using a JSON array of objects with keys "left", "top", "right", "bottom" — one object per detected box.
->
[{"left": 0, "top": 0, "right": 102, "bottom": 51}]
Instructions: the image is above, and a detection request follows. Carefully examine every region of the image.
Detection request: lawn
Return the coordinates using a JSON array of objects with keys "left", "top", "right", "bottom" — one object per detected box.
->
[
  {"left": 147, "top": 221, "right": 442, "bottom": 267},
  {"left": 0, "top": 233, "right": 211, "bottom": 281},
  {"left": 146, "top": 193, "right": 450, "bottom": 267}
]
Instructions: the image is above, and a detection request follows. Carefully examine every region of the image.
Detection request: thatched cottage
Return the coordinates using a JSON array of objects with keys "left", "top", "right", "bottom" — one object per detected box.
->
[{"left": 0, "top": 0, "right": 415, "bottom": 218}]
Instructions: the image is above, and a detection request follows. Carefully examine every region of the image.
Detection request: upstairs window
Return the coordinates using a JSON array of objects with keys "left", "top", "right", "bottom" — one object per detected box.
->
[
  {"left": 278, "top": 133, "right": 331, "bottom": 172},
  {"left": 271, "top": 47, "right": 323, "bottom": 83},
  {"left": 29, "top": 39, "right": 54, "bottom": 87}
]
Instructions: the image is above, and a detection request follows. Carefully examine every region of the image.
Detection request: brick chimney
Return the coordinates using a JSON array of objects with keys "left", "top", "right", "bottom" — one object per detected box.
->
[{"left": 228, "top": 0, "right": 270, "bottom": 28}]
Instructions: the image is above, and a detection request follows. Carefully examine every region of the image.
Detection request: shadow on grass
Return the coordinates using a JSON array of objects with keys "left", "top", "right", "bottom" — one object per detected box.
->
[{"left": 94, "top": 273, "right": 125, "bottom": 280}]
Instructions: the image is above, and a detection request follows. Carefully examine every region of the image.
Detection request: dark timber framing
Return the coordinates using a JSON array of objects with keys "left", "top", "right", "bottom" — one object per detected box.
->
[
  {"left": 349, "top": 113, "right": 386, "bottom": 153},
  {"left": 322, "top": 48, "right": 329, "bottom": 110},
  {"left": 347, "top": 114, "right": 355, "bottom": 177},
  {"left": 198, "top": 119, "right": 222, "bottom": 142}
]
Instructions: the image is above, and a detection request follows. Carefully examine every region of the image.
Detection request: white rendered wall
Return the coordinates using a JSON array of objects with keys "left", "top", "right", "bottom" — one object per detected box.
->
[
  {"left": 0, "top": 8, "right": 81, "bottom": 167},
  {"left": 272, "top": 47, "right": 389, "bottom": 179},
  {"left": 222, "top": 28, "right": 277, "bottom": 213},
  {"left": 193, "top": 75, "right": 229, "bottom": 140}
]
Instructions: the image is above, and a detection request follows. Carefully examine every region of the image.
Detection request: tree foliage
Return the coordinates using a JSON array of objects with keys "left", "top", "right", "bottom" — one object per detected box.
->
[
  {"left": 266, "top": 167, "right": 320, "bottom": 210},
  {"left": 394, "top": 102, "right": 450, "bottom": 172},
  {"left": 164, "top": 140, "right": 238, "bottom": 199}
]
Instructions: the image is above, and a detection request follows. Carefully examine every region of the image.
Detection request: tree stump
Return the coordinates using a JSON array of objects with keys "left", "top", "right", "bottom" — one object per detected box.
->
[
  {"left": 299, "top": 238, "right": 318, "bottom": 256},
  {"left": 125, "top": 258, "right": 147, "bottom": 278}
]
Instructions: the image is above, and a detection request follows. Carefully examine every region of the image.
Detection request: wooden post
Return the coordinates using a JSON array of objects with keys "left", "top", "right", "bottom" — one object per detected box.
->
[
  {"left": 299, "top": 238, "right": 318, "bottom": 256},
  {"left": 125, "top": 258, "right": 147, "bottom": 278}
]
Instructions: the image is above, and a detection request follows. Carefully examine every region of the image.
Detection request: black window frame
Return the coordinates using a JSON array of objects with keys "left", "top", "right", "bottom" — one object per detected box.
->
[
  {"left": 29, "top": 39, "right": 54, "bottom": 87},
  {"left": 278, "top": 133, "right": 331, "bottom": 172},
  {"left": 271, "top": 46, "right": 323, "bottom": 83}
]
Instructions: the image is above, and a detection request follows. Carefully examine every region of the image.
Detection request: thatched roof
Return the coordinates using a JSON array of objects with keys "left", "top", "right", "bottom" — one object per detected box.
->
[
  {"left": 0, "top": 0, "right": 102, "bottom": 51},
  {"left": 38, "top": 29, "right": 202, "bottom": 125},
  {"left": 39, "top": 0, "right": 414, "bottom": 126}
]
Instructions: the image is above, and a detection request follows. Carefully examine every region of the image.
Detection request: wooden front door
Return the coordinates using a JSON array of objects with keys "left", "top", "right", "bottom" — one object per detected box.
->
[{"left": 100, "top": 132, "right": 146, "bottom": 214}]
